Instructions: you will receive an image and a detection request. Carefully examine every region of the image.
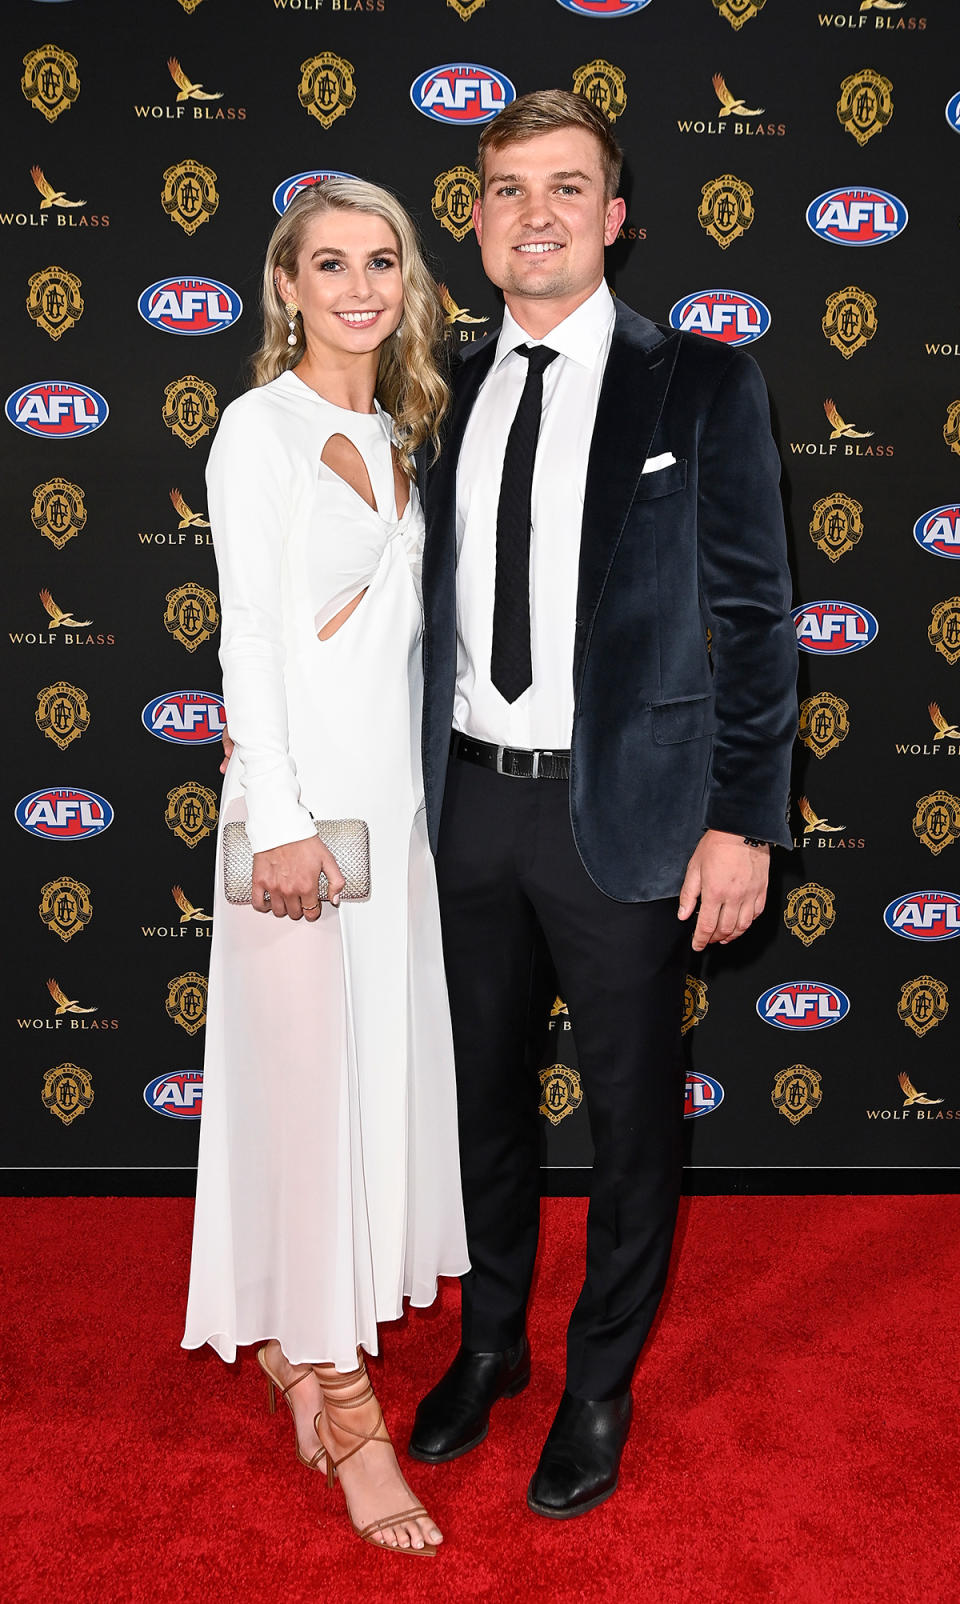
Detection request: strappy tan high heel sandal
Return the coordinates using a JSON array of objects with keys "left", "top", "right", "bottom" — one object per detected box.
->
[
  {"left": 314, "top": 1355, "right": 438, "bottom": 1557},
  {"left": 257, "top": 1344, "right": 328, "bottom": 1473}
]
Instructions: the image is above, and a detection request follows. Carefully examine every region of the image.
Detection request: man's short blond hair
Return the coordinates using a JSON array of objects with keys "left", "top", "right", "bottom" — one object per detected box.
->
[{"left": 477, "top": 89, "right": 624, "bottom": 201}]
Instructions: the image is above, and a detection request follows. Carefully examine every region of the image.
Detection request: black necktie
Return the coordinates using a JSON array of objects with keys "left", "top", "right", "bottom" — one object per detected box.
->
[{"left": 490, "top": 344, "right": 560, "bottom": 704}]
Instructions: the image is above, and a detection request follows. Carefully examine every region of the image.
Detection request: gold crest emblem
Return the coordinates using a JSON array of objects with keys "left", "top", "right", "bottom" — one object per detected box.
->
[
  {"left": 809, "top": 492, "right": 863, "bottom": 564},
  {"left": 438, "top": 284, "right": 489, "bottom": 328},
  {"left": 42, "top": 1062, "right": 94, "bottom": 1125},
  {"left": 165, "top": 971, "right": 208, "bottom": 1035},
  {"left": 161, "top": 158, "right": 219, "bottom": 236},
  {"left": 822, "top": 285, "right": 878, "bottom": 360},
  {"left": 898, "top": 1072, "right": 943, "bottom": 1109},
  {"left": 897, "top": 976, "right": 948, "bottom": 1039},
  {"left": 712, "top": 0, "right": 766, "bottom": 29},
  {"left": 824, "top": 398, "right": 872, "bottom": 443},
  {"left": 177, "top": 0, "right": 205, "bottom": 11},
  {"left": 35, "top": 681, "right": 90, "bottom": 751},
  {"left": 538, "top": 1064, "right": 584, "bottom": 1127},
  {"left": 928, "top": 597, "right": 960, "bottom": 666},
  {"left": 783, "top": 882, "right": 836, "bottom": 947},
  {"left": 31, "top": 477, "right": 86, "bottom": 550},
  {"left": 912, "top": 790, "right": 960, "bottom": 856},
  {"left": 772, "top": 1065, "right": 822, "bottom": 1125},
  {"left": 165, "top": 781, "right": 218, "bottom": 849},
  {"left": 172, "top": 885, "right": 213, "bottom": 923},
  {"left": 162, "top": 375, "right": 218, "bottom": 448},
  {"left": 681, "top": 975, "right": 709, "bottom": 1036},
  {"left": 798, "top": 691, "right": 850, "bottom": 759},
  {"left": 39, "top": 876, "right": 92, "bottom": 943},
  {"left": 26, "top": 265, "right": 83, "bottom": 341},
  {"left": 944, "top": 400, "right": 960, "bottom": 457},
  {"left": 431, "top": 166, "right": 480, "bottom": 243},
  {"left": 299, "top": 53, "right": 356, "bottom": 131},
  {"left": 164, "top": 581, "right": 219, "bottom": 651},
  {"left": 448, "top": 0, "right": 485, "bottom": 16},
  {"left": 170, "top": 488, "right": 209, "bottom": 529},
  {"left": 698, "top": 174, "right": 754, "bottom": 250},
  {"left": 22, "top": 45, "right": 80, "bottom": 124},
  {"left": 837, "top": 68, "right": 893, "bottom": 146},
  {"left": 572, "top": 60, "right": 628, "bottom": 124}
]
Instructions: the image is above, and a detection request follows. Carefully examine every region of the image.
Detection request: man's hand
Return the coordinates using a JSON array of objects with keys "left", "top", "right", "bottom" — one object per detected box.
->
[
  {"left": 252, "top": 836, "right": 346, "bottom": 921},
  {"left": 678, "top": 829, "right": 770, "bottom": 952}
]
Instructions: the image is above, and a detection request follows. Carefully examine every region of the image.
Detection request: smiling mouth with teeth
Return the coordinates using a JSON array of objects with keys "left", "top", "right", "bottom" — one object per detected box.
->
[
  {"left": 515, "top": 242, "right": 564, "bottom": 254},
  {"left": 336, "top": 310, "right": 381, "bottom": 324}
]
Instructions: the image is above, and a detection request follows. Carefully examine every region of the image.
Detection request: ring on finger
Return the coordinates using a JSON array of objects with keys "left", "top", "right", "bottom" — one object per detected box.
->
[{"left": 302, "top": 901, "right": 320, "bottom": 912}]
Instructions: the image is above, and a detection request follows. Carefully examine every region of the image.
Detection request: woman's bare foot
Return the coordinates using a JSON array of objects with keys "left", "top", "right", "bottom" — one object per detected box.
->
[
  {"left": 260, "top": 1339, "right": 326, "bottom": 1469},
  {"left": 315, "top": 1359, "right": 442, "bottom": 1552}
]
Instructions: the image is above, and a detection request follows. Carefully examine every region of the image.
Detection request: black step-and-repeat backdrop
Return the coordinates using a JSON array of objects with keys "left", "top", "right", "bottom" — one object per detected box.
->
[{"left": 3, "top": 0, "right": 958, "bottom": 1196}]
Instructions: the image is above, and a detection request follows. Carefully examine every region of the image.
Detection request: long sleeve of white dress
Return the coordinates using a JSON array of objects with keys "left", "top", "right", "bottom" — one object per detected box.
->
[{"left": 206, "top": 396, "right": 318, "bottom": 854}]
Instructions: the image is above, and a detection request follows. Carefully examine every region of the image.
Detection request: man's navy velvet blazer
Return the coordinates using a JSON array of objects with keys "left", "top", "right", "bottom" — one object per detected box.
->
[{"left": 419, "top": 298, "right": 798, "bottom": 903}]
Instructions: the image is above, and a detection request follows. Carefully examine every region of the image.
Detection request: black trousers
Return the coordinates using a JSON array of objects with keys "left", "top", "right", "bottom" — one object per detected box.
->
[{"left": 435, "top": 753, "right": 690, "bottom": 1401}]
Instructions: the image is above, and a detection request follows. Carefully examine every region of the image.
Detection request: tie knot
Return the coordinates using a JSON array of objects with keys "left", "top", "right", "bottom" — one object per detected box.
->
[{"left": 516, "top": 343, "right": 559, "bottom": 376}]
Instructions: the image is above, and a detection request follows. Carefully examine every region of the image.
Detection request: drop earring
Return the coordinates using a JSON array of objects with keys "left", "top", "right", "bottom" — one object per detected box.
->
[{"left": 284, "top": 301, "right": 300, "bottom": 347}]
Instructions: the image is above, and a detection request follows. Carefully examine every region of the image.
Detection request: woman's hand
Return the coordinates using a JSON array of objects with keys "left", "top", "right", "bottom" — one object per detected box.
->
[
  {"left": 219, "top": 727, "right": 235, "bottom": 776},
  {"left": 252, "top": 836, "right": 347, "bottom": 921}
]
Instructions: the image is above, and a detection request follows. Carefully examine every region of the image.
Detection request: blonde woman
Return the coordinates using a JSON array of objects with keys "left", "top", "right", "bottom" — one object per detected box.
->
[{"left": 182, "top": 180, "right": 468, "bottom": 1557}]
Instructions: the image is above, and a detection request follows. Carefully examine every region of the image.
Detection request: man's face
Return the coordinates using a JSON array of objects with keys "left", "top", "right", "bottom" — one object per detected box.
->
[{"left": 473, "top": 127, "right": 625, "bottom": 313}]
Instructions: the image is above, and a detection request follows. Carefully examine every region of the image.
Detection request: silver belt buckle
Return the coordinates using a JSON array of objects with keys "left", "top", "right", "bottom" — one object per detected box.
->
[
  {"left": 531, "top": 750, "right": 540, "bottom": 779},
  {"left": 495, "top": 744, "right": 508, "bottom": 776}
]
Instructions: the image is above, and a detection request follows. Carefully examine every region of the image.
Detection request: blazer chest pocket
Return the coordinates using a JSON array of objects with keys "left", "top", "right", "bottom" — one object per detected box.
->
[
  {"left": 651, "top": 693, "right": 716, "bottom": 745},
  {"left": 633, "top": 458, "right": 687, "bottom": 502}
]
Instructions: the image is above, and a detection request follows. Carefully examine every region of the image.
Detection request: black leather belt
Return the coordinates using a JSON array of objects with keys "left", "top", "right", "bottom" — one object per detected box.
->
[{"left": 450, "top": 730, "right": 570, "bottom": 780}]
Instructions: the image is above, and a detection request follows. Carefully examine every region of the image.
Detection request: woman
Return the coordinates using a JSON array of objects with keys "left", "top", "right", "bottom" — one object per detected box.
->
[{"left": 182, "top": 180, "right": 469, "bottom": 1557}]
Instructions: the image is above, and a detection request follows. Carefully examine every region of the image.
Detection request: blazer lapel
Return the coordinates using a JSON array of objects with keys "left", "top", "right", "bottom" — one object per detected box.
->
[
  {"left": 575, "top": 305, "right": 681, "bottom": 678},
  {"left": 422, "top": 337, "right": 498, "bottom": 609}
]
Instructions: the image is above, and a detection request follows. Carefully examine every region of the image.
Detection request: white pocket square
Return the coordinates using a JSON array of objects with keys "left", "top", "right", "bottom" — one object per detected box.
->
[{"left": 642, "top": 452, "right": 676, "bottom": 475}]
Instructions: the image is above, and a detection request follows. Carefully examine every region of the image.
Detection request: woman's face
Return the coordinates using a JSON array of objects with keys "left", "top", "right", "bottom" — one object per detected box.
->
[{"left": 277, "top": 208, "right": 404, "bottom": 363}]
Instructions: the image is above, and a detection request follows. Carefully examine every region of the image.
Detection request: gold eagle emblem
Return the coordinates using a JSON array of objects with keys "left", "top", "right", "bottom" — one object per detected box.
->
[
  {"left": 170, "top": 488, "right": 210, "bottom": 529},
  {"left": 40, "top": 589, "right": 92, "bottom": 629},
  {"left": 797, "top": 796, "right": 845, "bottom": 835},
  {"left": 47, "top": 977, "right": 97, "bottom": 1016},
  {"left": 167, "top": 57, "right": 222, "bottom": 102},
  {"left": 172, "top": 885, "right": 213, "bottom": 923},
  {"left": 712, "top": 74, "right": 763, "bottom": 117},
  {"left": 929, "top": 702, "right": 960, "bottom": 740},
  {"left": 438, "top": 285, "right": 488, "bottom": 327},
  {"left": 823, "top": 398, "right": 872, "bottom": 440},
  {"left": 898, "top": 1072, "right": 943, "bottom": 1107},
  {"left": 31, "top": 165, "right": 84, "bottom": 209}
]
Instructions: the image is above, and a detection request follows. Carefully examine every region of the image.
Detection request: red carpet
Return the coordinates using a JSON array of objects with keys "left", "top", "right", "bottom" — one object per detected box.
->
[{"left": 2, "top": 1196, "right": 958, "bottom": 1603}]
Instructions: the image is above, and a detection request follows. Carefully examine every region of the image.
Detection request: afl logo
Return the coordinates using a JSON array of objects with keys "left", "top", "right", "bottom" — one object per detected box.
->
[
  {"left": 410, "top": 64, "right": 515, "bottom": 125},
  {"left": 15, "top": 786, "right": 113, "bottom": 840},
  {"left": 684, "top": 1072, "right": 724, "bottom": 1119},
  {"left": 138, "top": 278, "right": 241, "bottom": 336},
  {"left": 5, "top": 381, "right": 108, "bottom": 440},
  {"left": 914, "top": 506, "right": 960, "bottom": 561},
  {"left": 668, "top": 289, "right": 770, "bottom": 347},
  {"left": 883, "top": 891, "right": 960, "bottom": 942},
  {"left": 756, "top": 982, "right": 849, "bottom": 1031},
  {"left": 272, "top": 170, "right": 357, "bottom": 216},
  {"left": 142, "top": 691, "right": 227, "bottom": 745},
  {"left": 806, "top": 187, "right": 907, "bottom": 247},
  {"left": 946, "top": 93, "right": 960, "bottom": 135},
  {"left": 792, "top": 600, "right": 878, "bottom": 655},
  {"left": 144, "top": 1071, "right": 203, "bottom": 1119},
  {"left": 555, "top": 0, "right": 653, "bottom": 12}
]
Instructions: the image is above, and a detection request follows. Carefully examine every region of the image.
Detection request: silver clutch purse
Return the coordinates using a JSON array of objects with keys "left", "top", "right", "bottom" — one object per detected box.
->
[{"left": 222, "top": 818, "right": 370, "bottom": 906}]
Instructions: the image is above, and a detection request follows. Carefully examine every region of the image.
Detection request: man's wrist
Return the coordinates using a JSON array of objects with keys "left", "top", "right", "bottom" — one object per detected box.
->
[{"left": 743, "top": 837, "right": 771, "bottom": 850}]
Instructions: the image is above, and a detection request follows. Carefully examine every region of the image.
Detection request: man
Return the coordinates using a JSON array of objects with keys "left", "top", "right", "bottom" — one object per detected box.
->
[{"left": 409, "top": 90, "right": 797, "bottom": 1518}]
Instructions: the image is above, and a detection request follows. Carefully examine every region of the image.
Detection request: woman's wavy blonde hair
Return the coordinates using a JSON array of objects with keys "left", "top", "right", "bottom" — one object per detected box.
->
[{"left": 252, "top": 178, "right": 449, "bottom": 471}]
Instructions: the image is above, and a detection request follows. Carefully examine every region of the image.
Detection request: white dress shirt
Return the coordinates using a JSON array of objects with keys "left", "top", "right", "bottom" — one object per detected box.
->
[{"left": 453, "top": 280, "right": 616, "bottom": 749}]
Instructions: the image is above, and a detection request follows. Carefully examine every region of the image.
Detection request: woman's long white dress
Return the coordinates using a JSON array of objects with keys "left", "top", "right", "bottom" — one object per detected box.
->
[{"left": 182, "top": 370, "right": 469, "bottom": 1369}]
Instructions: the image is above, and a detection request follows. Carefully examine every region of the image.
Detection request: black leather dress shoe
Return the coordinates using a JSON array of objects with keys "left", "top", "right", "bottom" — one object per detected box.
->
[
  {"left": 526, "top": 1390, "right": 632, "bottom": 1519},
  {"left": 407, "top": 1337, "right": 530, "bottom": 1463}
]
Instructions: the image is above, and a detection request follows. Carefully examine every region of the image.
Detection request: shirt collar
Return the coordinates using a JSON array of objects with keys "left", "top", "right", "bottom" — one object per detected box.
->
[{"left": 493, "top": 281, "right": 615, "bottom": 373}]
